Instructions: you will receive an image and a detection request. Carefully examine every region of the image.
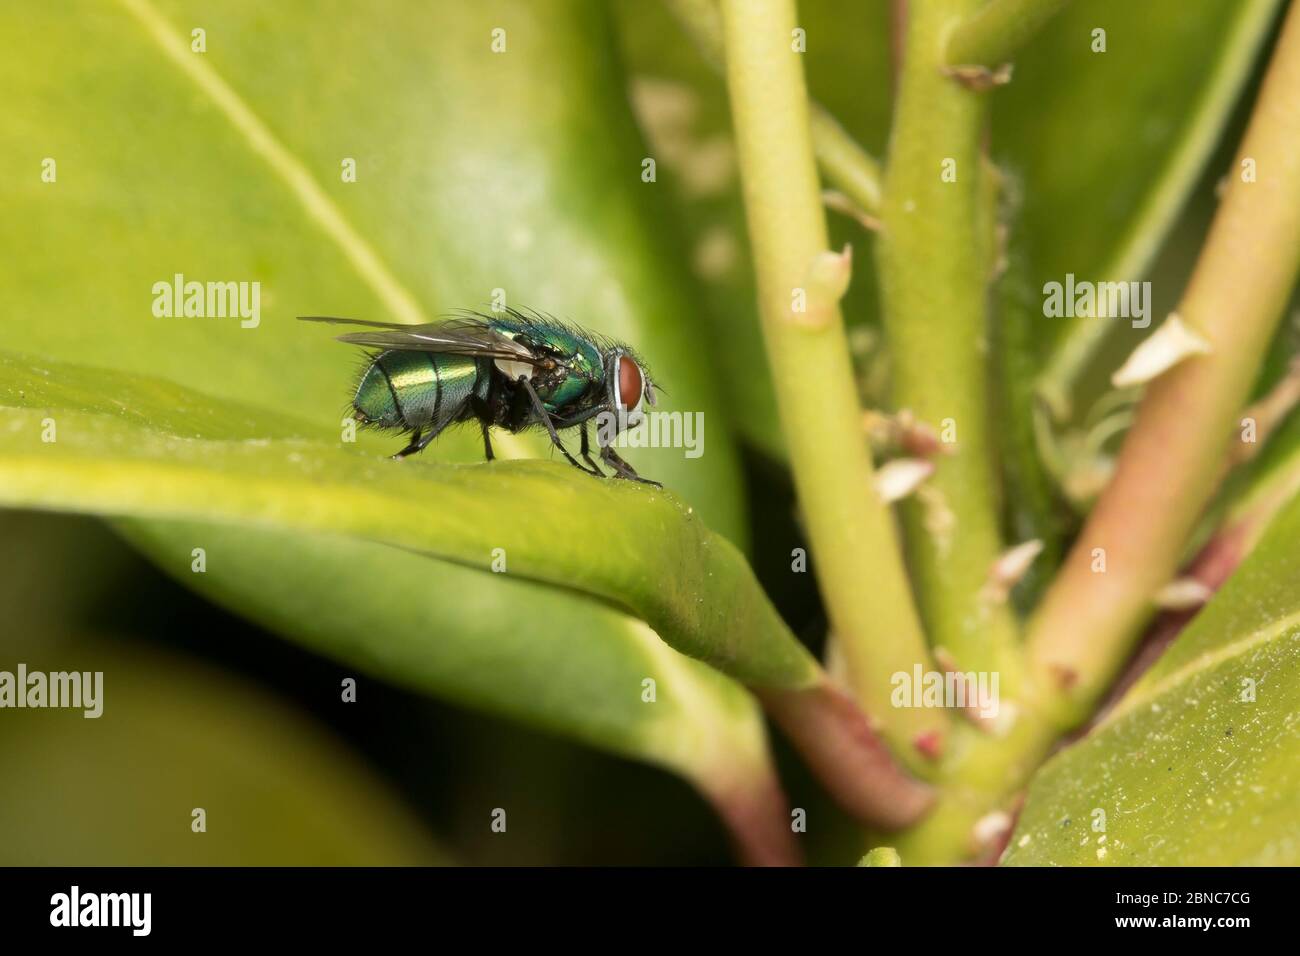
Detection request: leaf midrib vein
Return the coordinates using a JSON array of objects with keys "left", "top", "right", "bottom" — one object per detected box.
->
[
  {"left": 113, "top": 0, "right": 527, "bottom": 457},
  {"left": 1104, "top": 609, "right": 1300, "bottom": 726}
]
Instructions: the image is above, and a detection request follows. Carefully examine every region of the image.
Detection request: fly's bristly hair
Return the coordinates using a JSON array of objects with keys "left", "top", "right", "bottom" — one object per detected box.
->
[
  {"left": 348, "top": 350, "right": 407, "bottom": 433},
  {"left": 461, "top": 305, "right": 653, "bottom": 379}
]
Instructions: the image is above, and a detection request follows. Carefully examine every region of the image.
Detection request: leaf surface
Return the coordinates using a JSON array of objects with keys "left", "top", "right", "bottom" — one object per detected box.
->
[{"left": 1004, "top": 493, "right": 1300, "bottom": 865}]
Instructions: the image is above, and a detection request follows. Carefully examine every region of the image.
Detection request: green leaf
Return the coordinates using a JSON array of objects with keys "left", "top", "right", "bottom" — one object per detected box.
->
[
  {"left": 1003, "top": 493, "right": 1300, "bottom": 866},
  {"left": 4, "top": 0, "right": 744, "bottom": 535},
  {"left": 0, "top": 350, "right": 812, "bottom": 819},
  {"left": 116, "top": 516, "right": 775, "bottom": 797},
  {"left": 0, "top": 637, "right": 446, "bottom": 865},
  {"left": 0, "top": 0, "right": 784, "bottom": 829},
  {"left": 0, "top": 352, "right": 815, "bottom": 688}
]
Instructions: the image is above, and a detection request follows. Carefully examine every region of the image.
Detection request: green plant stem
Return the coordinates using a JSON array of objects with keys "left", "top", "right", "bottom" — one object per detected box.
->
[
  {"left": 808, "top": 107, "right": 884, "bottom": 216},
  {"left": 944, "top": 0, "right": 1071, "bottom": 69},
  {"left": 1026, "top": 0, "right": 1300, "bottom": 727},
  {"left": 761, "top": 679, "right": 935, "bottom": 828},
  {"left": 696, "top": 763, "right": 806, "bottom": 865},
  {"left": 900, "top": 3, "right": 1300, "bottom": 864},
  {"left": 889, "top": 707, "right": 1052, "bottom": 863},
  {"left": 876, "top": 0, "right": 1021, "bottom": 687},
  {"left": 664, "top": 0, "right": 884, "bottom": 217},
  {"left": 719, "top": 0, "right": 948, "bottom": 763}
]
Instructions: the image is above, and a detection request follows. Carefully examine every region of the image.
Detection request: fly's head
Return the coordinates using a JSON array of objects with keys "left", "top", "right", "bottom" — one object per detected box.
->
[{"left": 603, "top": 348, "right": 656, "bottom": 433}]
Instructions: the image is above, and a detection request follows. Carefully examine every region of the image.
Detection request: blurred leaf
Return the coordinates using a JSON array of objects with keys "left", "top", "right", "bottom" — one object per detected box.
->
[
  {"left": 1180, "top": 394, "right": 1300, "bottom": 572},
  {"left": 999, "top": 0, "right": 1280, "bottom": 383},
  {"left": 1003, "top": 492, "right": 1300, "bottom": 866},
  {"left": 0, "top": 638, "right": 445, "bottom": 865},
  {"left": 1251, "top": 300, "right": 1300, "bottom": 400},
  {"left": 1232, "top": 403, "right": 1300, "bottom": 513},
  {"left": 991, "top": 234, "right": 1072, "bottom": 611},
  {"left": 990, "top": 0, "right": 1280, "bottom": 595},
  {"left": 0, "top": 511, "right": 142, "bottom": 652},
  {"left": 116, "top": 515, "right": 775, "bottom": 803}
]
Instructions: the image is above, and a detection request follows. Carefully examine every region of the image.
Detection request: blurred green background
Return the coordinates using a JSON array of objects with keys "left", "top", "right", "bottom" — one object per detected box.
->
[
  {"left": 1, "top": 0, "right": 1289, "bottom": 865},
  {"left": 0, "top": 507, "right": 833, "bottom": 865}
]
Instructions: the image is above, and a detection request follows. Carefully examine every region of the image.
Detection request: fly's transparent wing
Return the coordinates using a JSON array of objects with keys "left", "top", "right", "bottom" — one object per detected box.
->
[{"left": 298, "top": 315, "right": 545, "bottom": 364}]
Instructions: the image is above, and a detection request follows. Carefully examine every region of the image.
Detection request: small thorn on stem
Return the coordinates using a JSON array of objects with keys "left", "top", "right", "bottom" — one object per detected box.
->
[
  {"left": 933, "top": 647, "right": 1012, "bottom": 733},
  {"left": 1111, "top": 312, "right": 1212, "bottom": 388},
  {"left": 864, "top": 409, "right": 949, "bottom": 458},
  {"left": 972, "top": 810, "right": 1013, "bottom": 851},
  {"left": 791, "top": 244, "right": 853, "bottom": 329},
  {"left": 943, "top": 62, "right": 1013, "bottom": 91},
  {"left": 875, "top": 457, "right": 935, "bottom": 503},
  {"left": 982, "top": 538, "right": 1045, "bottom": 604},
  {"left": 915, "top": 483, "right": 956, "bottom": 557},
  {"left": 1153, "top": 577, "right": 1213, "bottom": 611},
  {"left": 1049, "top": 663, "right": 1078, "bottom": 690},
  {"left": 913, "top": 729, "right": 944, "bottom": 760}
]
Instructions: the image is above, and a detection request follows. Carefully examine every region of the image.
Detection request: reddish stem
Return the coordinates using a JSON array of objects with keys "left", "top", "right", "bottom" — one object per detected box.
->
[{"left": 759, "top": 679, "right": 935, "bottom": 829}]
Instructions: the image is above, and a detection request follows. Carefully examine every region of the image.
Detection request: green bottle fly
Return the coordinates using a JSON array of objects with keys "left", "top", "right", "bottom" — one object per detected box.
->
[{"left": 300, "top": 309, "right": 661, "bottom": 485}]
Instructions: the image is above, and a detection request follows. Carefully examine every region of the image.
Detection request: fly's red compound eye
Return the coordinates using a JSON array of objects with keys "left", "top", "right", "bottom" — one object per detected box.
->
[{"left": 617, "top": 355, "right": 643, "bottom": 411}]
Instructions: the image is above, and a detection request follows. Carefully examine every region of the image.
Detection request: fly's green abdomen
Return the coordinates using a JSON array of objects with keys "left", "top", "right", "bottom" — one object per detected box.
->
[
  {"left": 353, "top": 360, "right": 401, "bottom": 426},
  {"left": 353, "top": 351, "right": 487, "bottom": 433}
]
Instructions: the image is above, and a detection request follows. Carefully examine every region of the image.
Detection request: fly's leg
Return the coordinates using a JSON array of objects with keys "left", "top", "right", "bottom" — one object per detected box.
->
[
  {"left": 392, "top": 427, "right": 434, "bottom": 460},
  {"left": 579, "top": 422, "right": 606, "bottom": 476},
  {"left": 588, "top": 408, "right": 660, "bottom": 487},
  {"left": 600, "top": 444, "right": 662, "bottom": 488},
  {"left": 517, "top": 375, "right": 601, "bottom": 477},
  {"left": 469, "top": 396, "right": 496, "bottom": 462}
]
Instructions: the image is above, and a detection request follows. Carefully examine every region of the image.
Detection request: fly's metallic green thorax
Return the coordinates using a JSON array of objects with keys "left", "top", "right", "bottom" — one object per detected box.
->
[
  {"left": 488, "top": 314, "right": 607, "bottom": 412},
  {"left": 301, "top": 308, "right": 661, "bottom": 486}
]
